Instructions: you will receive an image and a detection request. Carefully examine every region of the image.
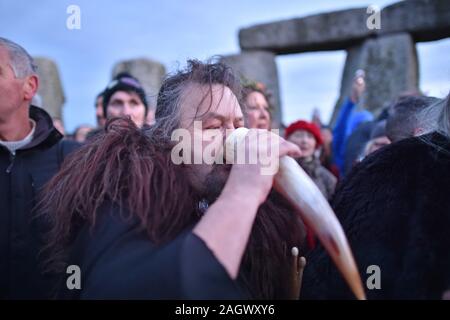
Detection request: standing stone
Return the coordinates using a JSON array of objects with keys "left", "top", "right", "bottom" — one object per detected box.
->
[
  {"left": 239, "top": 0, "right": 450, "bottom": 54},
  {"left": 34, "top": 57, "right": 65, "bottom": 119},
  {"left": 381, "top": 0, "right": 450, "bottom": 42},
  {"left": 220, "top": 51, "right": 282, "bottom": 127},
  {"left": 239, "top": 8, "right": 372, "bottom": 54},
  {"left": 330, "top": 33, "right": 419, "bottom": 125},
  {"left": 112, "top": 58, "right": 166, "bottom": 109}
]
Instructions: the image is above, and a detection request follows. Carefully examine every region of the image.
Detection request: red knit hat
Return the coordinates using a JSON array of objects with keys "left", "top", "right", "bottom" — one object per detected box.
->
[{"left": 285, "top": 120, "right": 323, "bottom": 147}]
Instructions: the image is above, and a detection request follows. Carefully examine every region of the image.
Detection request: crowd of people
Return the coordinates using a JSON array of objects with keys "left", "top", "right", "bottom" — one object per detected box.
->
[{"left": 1, "top": 36, "right": 449, "bottom": 300}]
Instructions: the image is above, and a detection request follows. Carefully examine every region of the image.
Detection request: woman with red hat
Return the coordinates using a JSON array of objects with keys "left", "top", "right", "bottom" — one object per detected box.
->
[{"left": 285, "top": 120, "right": 337, "bottom": 201}]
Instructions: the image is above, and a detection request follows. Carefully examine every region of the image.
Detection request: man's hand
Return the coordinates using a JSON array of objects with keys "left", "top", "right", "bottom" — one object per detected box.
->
[
  {"left": 193, "top": 129, "right": 301, "bottom": 279},
  {"left": 225, "top": 129, "right": 301, "bottom": 205},
  {"left": 350, "top": 70, "right": 366, "bottom": 104}
]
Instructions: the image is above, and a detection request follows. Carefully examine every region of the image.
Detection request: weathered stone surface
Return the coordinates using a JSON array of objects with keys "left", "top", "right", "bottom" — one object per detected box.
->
[
  {"left": 330, "top": 33, "right": 419, "bottom": 125},
  {"left": 239, "top": 0, "right": 450, "bottom": 54},
  {"left": 239, "top": 8, "right": 371, "bottom": 54},
  {"left": 220, "top": 51, "right": 282, "bottom": 127},
  {"left": 34, "top": 57, "right": 65, "bottom": 119},
  {"left": 112, "top": 58, "right": 166, "bottom": 109},
  {"left": 380, "top": 0, "right": 450, "bottom": 42}
]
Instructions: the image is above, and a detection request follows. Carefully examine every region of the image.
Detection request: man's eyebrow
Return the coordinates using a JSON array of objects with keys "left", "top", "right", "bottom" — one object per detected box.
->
[
  {"left": 201, "top": 112, "right": 244, "bottom": 123},
  {"left": 202, "top": 112, "right": 227, "bottom": 121},
  {"left": 129, "top": 97, "right": 141, "bottom": 103},
  {"left": 110, "top": 97, "right": 124, "bottom": 103}
]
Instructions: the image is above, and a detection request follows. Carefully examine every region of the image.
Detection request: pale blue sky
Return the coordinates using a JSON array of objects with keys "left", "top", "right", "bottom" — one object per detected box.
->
[{"left": 1, "top": 0, "right": 449, "bottom": 132}]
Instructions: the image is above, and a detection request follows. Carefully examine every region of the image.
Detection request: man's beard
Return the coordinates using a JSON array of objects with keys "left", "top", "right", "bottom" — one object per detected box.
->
[
  {"left": 195, "top": 162, "right": 306, "bottom": 299},
  {"left": 200, "top": 163, "right": 232, "bottom": 203}
]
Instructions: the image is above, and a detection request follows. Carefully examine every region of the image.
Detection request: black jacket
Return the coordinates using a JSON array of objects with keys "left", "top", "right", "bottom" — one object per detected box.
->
[
  {"left": 59, "top": 201, "right": 244, "bottom": 299},
  {"left": 0, "top": 106, "right": 79, "bottom": 299},
  {"left": 301, "top": 132, "right": 450, "bottom": 299}
]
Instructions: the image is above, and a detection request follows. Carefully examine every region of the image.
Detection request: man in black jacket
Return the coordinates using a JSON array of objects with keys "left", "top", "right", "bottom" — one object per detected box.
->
[
  {"left": 40, "top": 59, "right": 365, "bottom": 300},
  {"left": 0, "top": 37, "right": 78, "bottom": 299},
  {"left": 40, "top": 60, "right": 311, "bottom": 299}
]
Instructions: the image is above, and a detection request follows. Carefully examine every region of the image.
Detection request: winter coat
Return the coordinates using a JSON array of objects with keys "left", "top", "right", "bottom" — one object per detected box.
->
[
  {"left": 302, "top": 132, "right": 450, "bottom": 299},
  {"left": 0, "top": 106, "right": 79, "bottom": 299}
]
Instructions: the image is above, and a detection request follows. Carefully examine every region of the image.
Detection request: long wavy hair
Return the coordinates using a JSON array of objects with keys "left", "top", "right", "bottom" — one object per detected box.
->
[
  {"left": 417, "top": 91, "right": 450, "bottom": 138},
  {"left": 38, "top": 118, "right": 200, "bottom": 272}
]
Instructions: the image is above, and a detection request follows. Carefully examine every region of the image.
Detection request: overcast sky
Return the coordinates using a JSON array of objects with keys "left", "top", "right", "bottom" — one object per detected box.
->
[{"left": 1, "top": 0, "right": 449, "bottom": 132}]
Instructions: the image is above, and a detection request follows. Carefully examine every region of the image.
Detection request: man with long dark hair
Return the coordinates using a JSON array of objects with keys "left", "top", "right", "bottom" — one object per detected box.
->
[
  {"left": 39, "top": 60, "right": 311, "bottom": 299},
  {"left": 42, "top": 59, "right": 366, "bottom": 300}
]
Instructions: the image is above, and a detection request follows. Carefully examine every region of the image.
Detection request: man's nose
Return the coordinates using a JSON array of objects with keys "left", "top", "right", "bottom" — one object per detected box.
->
[
  {"left": 259, "top": 109, "right": 269, "bottom": 119},
  {"left": 122, "top": 104, "right": 133, "bottom": 116},
  {"left": 223, "top": 124, "right": 237, "bottom": 143}
]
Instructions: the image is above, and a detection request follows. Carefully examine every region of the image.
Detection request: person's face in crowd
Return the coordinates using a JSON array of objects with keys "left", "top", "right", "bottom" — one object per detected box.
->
[
  {"left": 106, "top": 91, "right": 146, "bottom": 128},
  {"left": 95, "top": 95, "right": 105, "bottom": 127},
  {"left": 74, "top": 125, "right": 93, "bottom": 143},
  {"left": 180, "top": 83, "right": 244, "bottom": 194},
  {"left": 53, "top": 118, "right": 65, "bottom": 135},
  {"left": 0, "top": 45, "right": 37, "bottom": 118},
  {"left": 366, "top": 136, "right": 390, "bottom": 155},
  {"left": 287, "top": 129, "right": 316, "bottom": 159},
  {"left": 245, "top": 91, "right": 271, "bottom": 130}
]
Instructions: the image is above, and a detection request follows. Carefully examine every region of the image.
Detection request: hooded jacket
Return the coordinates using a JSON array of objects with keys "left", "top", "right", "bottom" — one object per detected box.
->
[{"left": 0, "top": 106, "right": 79, "bottom": 299}]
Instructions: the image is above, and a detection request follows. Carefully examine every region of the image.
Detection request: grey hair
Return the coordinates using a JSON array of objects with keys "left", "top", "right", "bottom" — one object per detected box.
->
[
  {"left": 0, "top": 37, "right": 37, "bottom": 78},
  {"left": 148, "top": 72, "right": 186, "bottom": 145},
  {"left": 416, "top": 91, "right": 450, "bottom": 138},
  {"left": 146, "top": 59, "right": 242, "bottom": 145},
  {"left": 386, "top": 95, "right": 439, "bottom": 143}
]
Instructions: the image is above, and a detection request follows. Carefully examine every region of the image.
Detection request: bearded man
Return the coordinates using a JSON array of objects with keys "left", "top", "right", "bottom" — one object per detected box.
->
[{"left": 39, "top": 60, "right": 314, "bottom": 299}]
